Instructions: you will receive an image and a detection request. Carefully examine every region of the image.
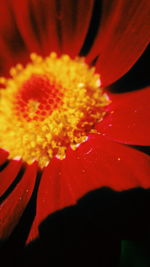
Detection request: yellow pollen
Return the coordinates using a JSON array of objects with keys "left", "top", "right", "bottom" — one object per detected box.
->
[
  {"left": 0, "top": 53, "right": 110, "bottom": 168},
  {"left": 27, "top": 100, "right": 40, "bottom": 119}
]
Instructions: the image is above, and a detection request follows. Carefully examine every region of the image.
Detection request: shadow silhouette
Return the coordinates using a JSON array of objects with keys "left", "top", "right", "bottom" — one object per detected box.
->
[{"left": 1, "top": 187, "right": 150, "bottom": 267}]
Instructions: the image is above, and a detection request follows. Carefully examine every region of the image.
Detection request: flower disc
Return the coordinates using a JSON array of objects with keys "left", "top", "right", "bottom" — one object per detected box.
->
[{"left": 0, "top": 53, "right": 109, "bottom": 168}]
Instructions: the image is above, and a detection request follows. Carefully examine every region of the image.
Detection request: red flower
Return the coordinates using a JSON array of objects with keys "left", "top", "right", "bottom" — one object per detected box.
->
[{"left": 0, "top": 0, "right": 149, "bottom": 247}]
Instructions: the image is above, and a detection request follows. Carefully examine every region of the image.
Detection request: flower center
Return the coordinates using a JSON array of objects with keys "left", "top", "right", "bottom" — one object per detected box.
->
[
  {"left": 0, "top": 53, "right": 109, "bottom": 168},
  {"left": 14, "top": 74, "right": 63, "bottom": 121}
]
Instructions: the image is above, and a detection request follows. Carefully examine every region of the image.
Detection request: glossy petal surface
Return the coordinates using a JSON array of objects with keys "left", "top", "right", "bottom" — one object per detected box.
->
[
  {"left": 96, "top": 87, "right": 150, "bottom": 146},
  {"left": 27, "top": 134, "right": 150, "bottom": 242},
  {"left": 63, "top": 134, "right": 150, "bottom": 197},
  {"left": 27, "top": 157, "right": 75, "bottom": 243}
]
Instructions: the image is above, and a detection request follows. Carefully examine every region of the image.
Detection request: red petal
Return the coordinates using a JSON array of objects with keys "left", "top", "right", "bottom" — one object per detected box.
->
[
  {"left": 57, "top": 0, "right": 94, "bottom": 57},
  {"left": 96, "top": 87, "right": 150, "bottom": 146},
  {"left": 26, "top": 159, "right": 61, "bottom": 243},
  {"left": 87, "top": 0, "right": 150, "bottom": 86},
  {"left": 27, "top": 133, "right": 150, "bottom": 243},
  {"left": 11, "top": 0, "right": 61, "bottom": 55},
  {"left": 63, "top": 134, "right": 150, "bottom": 197},
  {"left": 0, "top": 1, "right": 29, "bottom": 76},
  {"left": 0, "top": 149, "right": 8, "bottom": 165},
  {"left": 10, "top": 0, "right": 46, "bottom": 55},
  {"left": 27, "top": 157, "right": 75, "bottom": 243},
  {"left": 11, "top": 0, "right": 94, "bottom": 57},
  {"left": 0, "top": 2, "right": 15, "bottom": 73},
  {"left": 0, "top": 162, "right": 37, "bottom": 239},
  {"left": 0, "top": 159, "right": 22, "bottom": 197}
]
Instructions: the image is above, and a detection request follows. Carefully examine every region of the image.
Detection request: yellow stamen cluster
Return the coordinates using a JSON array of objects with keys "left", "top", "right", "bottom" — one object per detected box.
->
[{"left": 0, "top": 53, "right": 109, "bottom": 168}]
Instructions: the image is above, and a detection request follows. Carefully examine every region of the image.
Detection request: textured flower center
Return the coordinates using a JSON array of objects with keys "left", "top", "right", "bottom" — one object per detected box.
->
[
  {"left": 14, "top": 74, "right": 63, "bottom": 121},
  {"left": 0, "top": 53, "right": 109, "bottom": 168}
]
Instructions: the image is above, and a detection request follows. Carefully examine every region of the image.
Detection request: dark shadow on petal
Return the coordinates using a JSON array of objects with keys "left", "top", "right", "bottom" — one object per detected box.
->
[
  {"left": 5, "top": 27, "right": 26, "bottom": 54},
  {"left": 109, "top": 45, "right": 150, "bottom": 93},
  {"left": 90, "top": 55, "right": 99, "bottom": 66},
  {"left": 0, "top": 160, "right": 9, "bottom": 172},
  {"left": 79, "top": 0, "right": 102, "bottom": 56},
  {"left": 10, "top": 169, "right": 42, "bottom": 245},
  {"left": 28, "top": 3, "right": 41, "bottom": 43},
  {"left": 0, "top": 163, "right": 26, "bottom": 203},
  {"left": 128, "top": 145, "right": 150, "bottom": 157},
  {"left": 1, "top": 187, "right": 150, "bottom": 266},
  {"left": 0, "top": 170, "right": 42, "bottom": 267},
  {"left": 19, "top": 187, "right": 150, "bottom": 267},
  {"left": 3, "top": 18, "right": 26, "bottom": 55}
]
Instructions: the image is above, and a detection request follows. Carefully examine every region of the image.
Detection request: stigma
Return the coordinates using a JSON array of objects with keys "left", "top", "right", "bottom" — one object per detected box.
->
[{"left": 0, "top": 53, "right": 109, "bottom": 168}]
